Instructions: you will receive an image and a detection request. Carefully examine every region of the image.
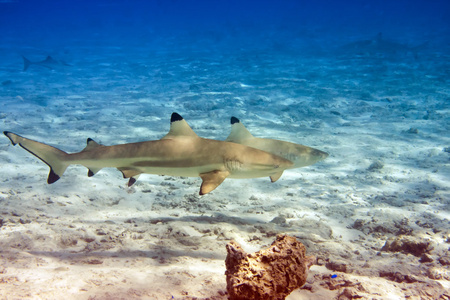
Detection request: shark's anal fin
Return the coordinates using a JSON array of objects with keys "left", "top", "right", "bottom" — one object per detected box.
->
[
  {"left": 270, "top": 171, "right": 284, "bottom": 183},
  {"left": 199, "top": 170, "right": 230, "bottom": 195}
]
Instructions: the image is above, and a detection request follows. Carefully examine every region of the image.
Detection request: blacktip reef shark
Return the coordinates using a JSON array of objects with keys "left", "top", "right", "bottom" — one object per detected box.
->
[
  {"left": 338, "top": 32, "right": 428, "bottom": 58},
  {"left": 22, "top": 55, "right": 71, "bottom": 71},
  {"left": 226, "top": 117, "right": 328, "bottom": 170},
  {"left": 3, "top": 113, "right": 293, "bottom": 195}
]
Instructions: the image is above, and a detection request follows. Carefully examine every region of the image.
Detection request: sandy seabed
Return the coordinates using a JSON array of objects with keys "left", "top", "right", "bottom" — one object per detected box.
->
[{"left": 0, "top": 33, "right": 449, "bottom": 299}]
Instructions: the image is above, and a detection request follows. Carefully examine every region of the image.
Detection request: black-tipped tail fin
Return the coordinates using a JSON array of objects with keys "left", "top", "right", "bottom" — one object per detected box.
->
[
  {"left": 4, "top": 131, "right": 69, "bottom": 184},
  {"left": 22, "top": 55, "right": 32, "bottom": 71}
]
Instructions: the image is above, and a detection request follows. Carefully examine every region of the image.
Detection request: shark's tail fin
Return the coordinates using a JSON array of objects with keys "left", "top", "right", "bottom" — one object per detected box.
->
[
  {"left": 22, "top": 55, "right": 32, "bottom": 71},
  {"left": 4, "top": 131, "right": 69, "bottom": 183}
]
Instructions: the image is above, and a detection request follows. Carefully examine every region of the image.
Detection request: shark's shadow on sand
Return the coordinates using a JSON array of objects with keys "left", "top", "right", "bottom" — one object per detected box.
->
[{"left": 23, "top": 211, "right": 329, "bottom": 263}]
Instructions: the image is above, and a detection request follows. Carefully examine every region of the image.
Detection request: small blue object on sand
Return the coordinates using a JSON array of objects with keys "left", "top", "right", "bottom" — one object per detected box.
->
[{"left": 331, "top": 274, "right": 337, "bottom": 278}]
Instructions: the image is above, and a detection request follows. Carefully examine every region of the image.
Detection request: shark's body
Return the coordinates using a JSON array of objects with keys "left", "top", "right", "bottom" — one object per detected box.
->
[
  {"left": 226, "top": 117, "right": 328, "bottom": 169},
  {"left": 338, "top": 33, "right": 428, "bottom": 58},
  {"left": 4, "top": 113, "right": 292, "bottom": 195},
  {"left": 22, "top": 55, "right": 71, "bottom": 71}
]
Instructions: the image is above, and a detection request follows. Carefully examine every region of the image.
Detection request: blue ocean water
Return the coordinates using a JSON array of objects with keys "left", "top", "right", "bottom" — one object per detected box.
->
[{"left": 0, "top": 0, "right": 449, "bottom": 299}]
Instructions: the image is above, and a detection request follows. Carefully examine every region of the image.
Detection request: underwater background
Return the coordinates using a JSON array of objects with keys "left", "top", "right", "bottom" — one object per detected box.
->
[{"left": 0, "top": 0, "right": 449, "bottom": 299}]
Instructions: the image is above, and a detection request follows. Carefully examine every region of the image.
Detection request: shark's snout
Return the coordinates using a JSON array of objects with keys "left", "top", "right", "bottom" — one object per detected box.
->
[{"left": 314, "top": 149, "right": 329, "bottom": 160}]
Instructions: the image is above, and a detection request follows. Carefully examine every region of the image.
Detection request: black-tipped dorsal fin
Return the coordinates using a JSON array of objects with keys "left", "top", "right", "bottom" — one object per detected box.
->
[
  {"left": 161, "top": 112, "right": 198, "bottom": 139},
  {"left": 225, "top": 117, "right": 255, "bottom": 142},
  {"left": 82, "top": 138, "right": 101, "bottom": 152}
]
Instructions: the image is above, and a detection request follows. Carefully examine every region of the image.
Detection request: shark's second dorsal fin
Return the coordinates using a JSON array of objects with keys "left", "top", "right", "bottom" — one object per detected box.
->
[
  {"left": 162, "top": 112, "right": 198, "bottom": 139},
  {"left": 83, "top": 138, "right": 103, "bottom": 177},
  {"left": 83, "top": 138, "right": 101, "bottom": 152},
  {"left": 225, "top": 117, "right": 255, "bottom": 142}
]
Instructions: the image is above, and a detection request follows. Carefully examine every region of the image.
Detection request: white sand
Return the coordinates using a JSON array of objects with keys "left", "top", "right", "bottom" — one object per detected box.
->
[{"left": 0, "top": 35, "right": 449, "bottom": 299}]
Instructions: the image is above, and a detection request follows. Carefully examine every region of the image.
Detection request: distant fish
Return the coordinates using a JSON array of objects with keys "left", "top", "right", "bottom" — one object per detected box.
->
[
  {"left": 22, "top": 55, "right": 71, "bottom": 71},
  {"left": 226, "top": 117, "right": 328, "bottom": 176},
  {"left": 339, "top": 32, "right": 428, "bottom": 58}
]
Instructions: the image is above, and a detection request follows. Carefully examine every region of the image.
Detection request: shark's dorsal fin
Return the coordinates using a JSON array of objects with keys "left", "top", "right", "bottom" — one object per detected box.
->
[
  {"left": 199, "top": 170, "right": 230, "bottom": 195},
  {"left": 225, "top": 117, "right": 255, "bottom": 142},
  {"left": 44, "top": 56, "right": 55, "bottom": 63},
  {"left": 83, "top": 138, "right": 101, "bottom": 152},
  {"left": 162, "top": 112, "right": 198, "bottom": 139}
]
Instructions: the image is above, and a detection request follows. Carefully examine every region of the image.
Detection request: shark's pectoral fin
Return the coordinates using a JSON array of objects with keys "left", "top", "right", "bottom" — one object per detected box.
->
[
  {"left": 199, "top": 170, "right": 230, "bottom": 195},
  {"left": 270, "top": 171, "right": 284, "bottom": 183}
]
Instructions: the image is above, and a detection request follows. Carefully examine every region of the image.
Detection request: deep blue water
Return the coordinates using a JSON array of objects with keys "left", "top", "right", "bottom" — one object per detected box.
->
[{"left": 1, "top": 0, "right": 449, "bottom": 47}]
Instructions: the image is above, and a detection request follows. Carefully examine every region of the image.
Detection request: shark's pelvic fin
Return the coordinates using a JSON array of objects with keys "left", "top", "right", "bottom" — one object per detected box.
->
[
  {"left": 226, "top": 116, "right": 255, "bottom": 142},
  {"left": 119, "top": 168, "right": 142, "bottom": 179},
  {"left": 118, "top": 168, "right": 142, "bottom": 187},
  {"left": 127, "top": 176, "right": 139, "bottom": 187},
  {"left": 3, "top": 131, "right": 69, "bottom": 183},
  {"left": 199, "top": 170, "right": 230, "bottom": 195},
  {"left": 162, "top": 112, "right": 199, "bottom": 139}
]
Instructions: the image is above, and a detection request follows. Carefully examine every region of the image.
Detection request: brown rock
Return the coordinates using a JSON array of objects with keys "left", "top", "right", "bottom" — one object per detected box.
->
[
  {"left": 225, "top": 234, "right": 315, "bottom": 300},
  {"left": 381, "top": 235, "right": 433, "bottom": 257},
  {"left": 438, "top": 256, "right": 450, "bottom": 266},
  {"left": 325, "top": 260, "right": 348, "bottom": 273}
]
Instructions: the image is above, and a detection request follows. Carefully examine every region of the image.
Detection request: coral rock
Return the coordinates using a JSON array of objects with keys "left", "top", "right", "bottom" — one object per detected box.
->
[
  {"left": 225, "top": 234, "right": 315, "bottom": 300},
  {"left": 381, "top": 235, "right": 434, "bottom": 257}
]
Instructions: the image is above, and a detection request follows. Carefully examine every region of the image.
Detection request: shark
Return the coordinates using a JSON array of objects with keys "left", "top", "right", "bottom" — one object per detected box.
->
[
  {"left": 338, "top": 32, "right": 428, "bottom": 58},
  {"left": 226, "top": 117, "right": 328, "bottom": 170},
  {"left": 22, "top": 55, "right": 71, "bottom": 71},
  {"left": 3, "top": 113, "right": 293, "bottom": 195}
]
